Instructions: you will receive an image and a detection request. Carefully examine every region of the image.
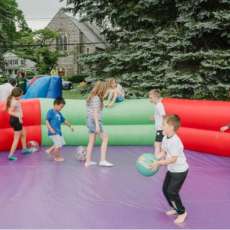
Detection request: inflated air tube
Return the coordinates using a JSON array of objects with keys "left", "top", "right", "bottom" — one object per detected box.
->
[
  {"left": 164, "top": 98, "right": 230, "bottom": 130},
  {"left": 0, "top": 99, "right": 41, "bottom": 151},
  {"left": 1, "top": 98, "right": 230, "bottom": 157}
]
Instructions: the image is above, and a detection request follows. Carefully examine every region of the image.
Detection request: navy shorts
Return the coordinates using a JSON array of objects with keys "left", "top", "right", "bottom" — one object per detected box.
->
[
  {"left": 155, "top": 130, "right": 164, "bottom": 142},
  {"left": 10, "top": 116, "right": 22, "bottom": 131},
  {"left": 87, "top": 119, "right": 103, "bottom": 133}
]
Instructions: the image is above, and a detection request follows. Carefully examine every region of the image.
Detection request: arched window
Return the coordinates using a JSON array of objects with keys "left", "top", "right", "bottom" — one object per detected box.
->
[{"left": 56, "top": 33, "right": 68, "bottom": 51}]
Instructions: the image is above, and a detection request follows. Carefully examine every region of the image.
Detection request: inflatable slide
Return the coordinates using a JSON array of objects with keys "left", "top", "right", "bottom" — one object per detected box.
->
[{"left": 23, "top": 75, "right": 62, "bottom": 99}]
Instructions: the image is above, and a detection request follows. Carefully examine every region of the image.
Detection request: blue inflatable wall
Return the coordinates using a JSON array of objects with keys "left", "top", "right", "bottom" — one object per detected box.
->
[{"left": 23, "top": 75, "right": 62, "bottom": 99}]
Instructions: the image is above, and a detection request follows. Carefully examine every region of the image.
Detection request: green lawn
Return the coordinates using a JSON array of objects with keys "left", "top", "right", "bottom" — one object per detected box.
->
[{"left": 63, "top": 83, "right": 88, "bottom": 100}]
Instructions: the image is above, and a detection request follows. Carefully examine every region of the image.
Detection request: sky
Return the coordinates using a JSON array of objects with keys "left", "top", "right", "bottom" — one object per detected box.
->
[{"left": 16, "top": 0, "right": 66, "bottom": 30}]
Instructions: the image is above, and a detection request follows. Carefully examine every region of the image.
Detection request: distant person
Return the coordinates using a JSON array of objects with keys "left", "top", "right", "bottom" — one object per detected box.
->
[
  {"left": 17, "top": 71, "right": 27, "bottom": 94},
  {"left": 0, "top": 78, "right": 17, "bottom": 101},
  {"left": 105, "top": 78, "right": 125, "bottom": 107},
  {"left": 149, "top": 89, "right": 166, "bottom": 155},
  {"left": 57, "top": 67, "right": 65, "bottom": 97}
]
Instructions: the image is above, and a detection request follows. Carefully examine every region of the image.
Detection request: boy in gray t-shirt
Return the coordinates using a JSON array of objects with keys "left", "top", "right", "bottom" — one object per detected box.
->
[{"left": 150, "top": 115, "right": 189, "bottom": 224}]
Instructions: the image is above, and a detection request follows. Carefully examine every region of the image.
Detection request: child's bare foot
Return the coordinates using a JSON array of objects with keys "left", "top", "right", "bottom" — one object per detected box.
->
[
  {"left": 174, "top": 212, "right": 187, "bottom": 224},
  {"left": 54, "top": 157, "right": 64, "bottom": 162},
  {"left": 166, "top": 209, "right": 177, "bottom": 216}
]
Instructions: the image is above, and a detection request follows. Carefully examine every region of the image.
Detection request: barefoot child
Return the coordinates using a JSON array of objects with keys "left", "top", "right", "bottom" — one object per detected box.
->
[
  {"left": 105, "top": 78, "right": 125, "bottom": 107},
  {"left": 46, "top": 97, "right": 74, "bottom": 162},
  {"left": 85, "top": 81, "right": 114, "bottom": 167},
  {"left": 150, "top": 115, "right": 189, "bottom": 224},
  {"left": 6, "top": 87, "right": 32, "bottom": 161},
  {"left": 149, "top": 89, "right": 166, "bottom": 155}
]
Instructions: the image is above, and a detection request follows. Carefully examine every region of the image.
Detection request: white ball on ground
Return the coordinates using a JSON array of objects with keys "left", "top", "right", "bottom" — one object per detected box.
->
[{"left": 27, "top": 141, "right": 40, "bottom": 153}]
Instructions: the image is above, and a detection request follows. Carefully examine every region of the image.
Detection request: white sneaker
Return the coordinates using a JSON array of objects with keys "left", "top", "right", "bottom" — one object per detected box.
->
[
  {"left": 166, "top": 209, "right": 177, "bottom": 216},
  {"left": 99, "top": 160, "right": 114, "bottom": 167},
  {"left": 85, "top": 161, "right": 97, "bottom": 167},
  {"left": 174, "top": 212, "right": 187, "bottom": 224}
]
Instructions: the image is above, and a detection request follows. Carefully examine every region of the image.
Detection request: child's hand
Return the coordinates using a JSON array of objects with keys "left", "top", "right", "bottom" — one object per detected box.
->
[
  {"left": 149, "top": 161, "right": 160, "bottom": 171},
  {"left": 50, "top": 128, "right": 56, "bottom": 134},
  {"left": 220, "top": 126, "right": 229, "bottom": 132}
]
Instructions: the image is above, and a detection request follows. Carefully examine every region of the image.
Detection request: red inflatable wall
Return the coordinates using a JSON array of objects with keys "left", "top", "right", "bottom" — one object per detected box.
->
[
  {"left": 163, "top": 98, "right": 230, "bottom": 157},
  {"left": 163, "top": 98, "right": 230, "bottom": 131},
  {"left": 0, "top": 99, "right": 41, "bottom": 152}
]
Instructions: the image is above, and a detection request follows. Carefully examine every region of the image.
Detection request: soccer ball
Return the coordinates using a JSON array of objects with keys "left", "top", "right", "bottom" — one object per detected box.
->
[{"left": 27, "top": 141, "right": 39, "bottom": 153}]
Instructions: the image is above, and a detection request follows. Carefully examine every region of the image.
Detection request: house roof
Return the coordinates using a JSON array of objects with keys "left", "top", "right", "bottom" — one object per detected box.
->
[{"left": 47, "top": 9, "right": 107, "bottom": 49}]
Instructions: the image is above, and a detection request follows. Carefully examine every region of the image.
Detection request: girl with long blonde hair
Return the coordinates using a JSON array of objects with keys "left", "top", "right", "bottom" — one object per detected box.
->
[{"left": 85, "top": 81, "right": 114, "bottom": 167}]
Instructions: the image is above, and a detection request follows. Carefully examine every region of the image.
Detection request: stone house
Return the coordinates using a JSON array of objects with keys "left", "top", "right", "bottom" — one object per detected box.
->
[{"left": 46, "top": 9, "right": 107, "bottom": 76}]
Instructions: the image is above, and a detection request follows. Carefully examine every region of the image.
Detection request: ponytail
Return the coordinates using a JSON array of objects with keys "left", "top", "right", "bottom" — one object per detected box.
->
[
  {"left": 5, "top": 87, "right": 23, "bottom": 111},
  {"left": 6, "top": 95, "right": 13, "bottom": 111}
]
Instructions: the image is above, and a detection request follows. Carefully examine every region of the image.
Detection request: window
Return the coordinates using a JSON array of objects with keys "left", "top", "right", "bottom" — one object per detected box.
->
[
  {"left": 63, "top": 35, "right": 68, "bottom": 51},
  {"left": 79, "top": 32, "right": 83, "bottom": 54},
  {"left": 56, "top": 33, "right": 68, "bottom": 51}
]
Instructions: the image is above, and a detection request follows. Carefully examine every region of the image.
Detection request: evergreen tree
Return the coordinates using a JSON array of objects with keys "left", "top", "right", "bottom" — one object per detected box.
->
[{"left": 63, "top": 0, "right": 230, "bottom": 99}]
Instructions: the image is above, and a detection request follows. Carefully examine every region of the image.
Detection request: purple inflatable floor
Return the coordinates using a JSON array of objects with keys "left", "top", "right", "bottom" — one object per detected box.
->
[{"left": 0, "top": 146, "right": 229, "bottom": 229}]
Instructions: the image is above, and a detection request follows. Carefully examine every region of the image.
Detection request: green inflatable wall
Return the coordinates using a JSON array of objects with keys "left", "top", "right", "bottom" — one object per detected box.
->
[{"left": 40, "top": 99, "right": 155, "bottom": 146}]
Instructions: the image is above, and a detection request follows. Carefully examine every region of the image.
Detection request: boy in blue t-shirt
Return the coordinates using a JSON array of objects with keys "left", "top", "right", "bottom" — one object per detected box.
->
[{"left": 46, "top": 97, "right": 74, "bottom": 162}]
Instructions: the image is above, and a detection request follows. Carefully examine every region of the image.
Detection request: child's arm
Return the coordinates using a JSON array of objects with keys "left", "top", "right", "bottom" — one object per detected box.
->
[
  {"left": 117, "top": 84, "right": 125, "bottom": 97},
  {"left": 107, "top": 90, "right": 117, "bottom": 107},
  {"left": 104, "top": 90, "right": 109, "bottom": 99},
  {"left": 157, "top": 156, "right": 177, "bottom": 166},
  {"left": 46, "top": 120, "right": 56, "bottom": 134},
  {"left": 155, "top": 150, "right": 166, "bottom": 160},
  {"left": 64, "top": 120, "right": 74, "bottom": 132},
  {"left": 150, "top": 156, "right": 178, "bottom": 171},
  {"left": 160, "top": 102, "right": 166, "bottom": 117}
]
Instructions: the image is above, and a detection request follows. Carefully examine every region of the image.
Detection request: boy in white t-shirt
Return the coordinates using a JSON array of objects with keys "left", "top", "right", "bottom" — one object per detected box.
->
[
  {"left": 150, "top": 115, "right": 189, "bottom": 224},
  {"left": 149, "top": 89, "right": 166, "bottom": 155}
]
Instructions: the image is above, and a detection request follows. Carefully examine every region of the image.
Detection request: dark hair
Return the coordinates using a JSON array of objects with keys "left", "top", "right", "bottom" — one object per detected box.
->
[
  {"left": 54, "top": 97, "right": 66, "bottom": 105},
  {"left": 164, "top": 115, "right": 181, "bottom": 131},
  {"left": 6, "top": 87, "right": 23, "bottom": 111},
  {"left": 8, "top": 78, "right": 17, "bottom": 87}
]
